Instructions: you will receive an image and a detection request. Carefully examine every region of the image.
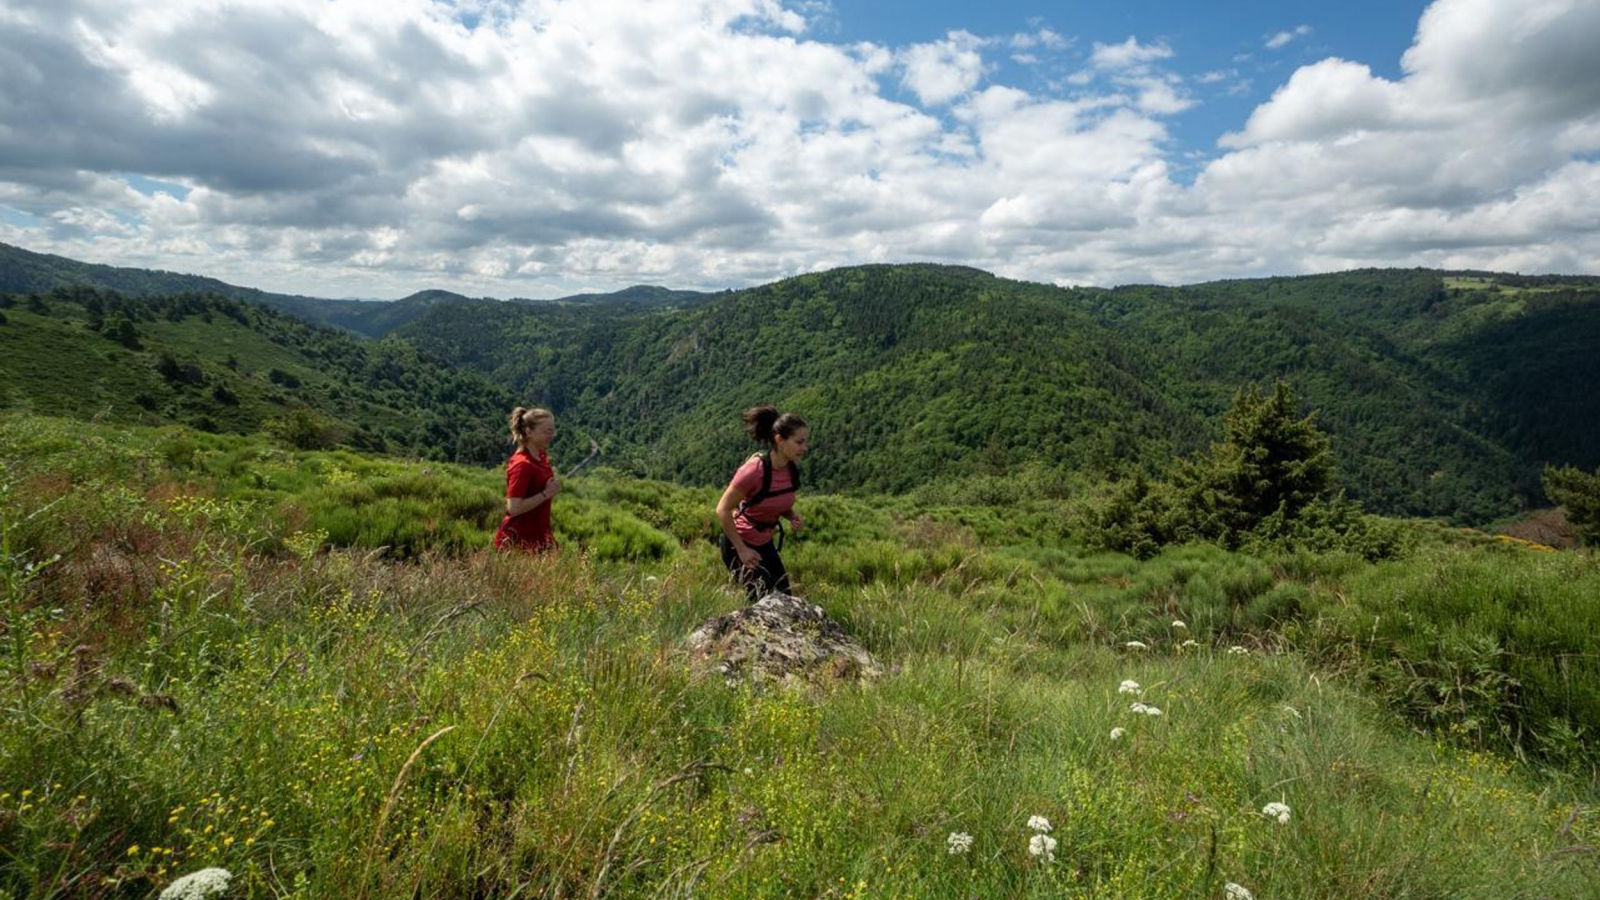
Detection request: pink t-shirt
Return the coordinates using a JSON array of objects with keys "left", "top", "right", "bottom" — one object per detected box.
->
[{"left": 729, "top": 455, "right": 797, "bottom": 547}]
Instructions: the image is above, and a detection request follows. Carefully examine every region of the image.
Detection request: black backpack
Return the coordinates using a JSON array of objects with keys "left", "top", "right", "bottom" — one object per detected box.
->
[{"left": 737, "top": 452, "right": 800, "bottom": 529}]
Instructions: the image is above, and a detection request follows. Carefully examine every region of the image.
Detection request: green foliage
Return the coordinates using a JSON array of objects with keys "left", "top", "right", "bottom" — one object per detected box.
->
[
  {"left": 0, "top": 285, "right": 518, "bottom": 463},
  {"left": 266, "top": 407, "right": 343, "bottom": 451},
  {"left": 3, "top": 413, "right": 1598, "bottom": 899},
  {"left": 1542, "top": 463, "right": 1600, "bottom": 546},
  {"left": 1172, "top": 380, "right": 1333, "bottom": 533},
  {"left": 1301, "top": 548, "right": 1600, "bottom": 767},
  {"left": 9, "top": 248, "right": 1600, "bottom": 523},
  {"left": 1087, "top": 382, "right": 1379, "bottom": 559}
]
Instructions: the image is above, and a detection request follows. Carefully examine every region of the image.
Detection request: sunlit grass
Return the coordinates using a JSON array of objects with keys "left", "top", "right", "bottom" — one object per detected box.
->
[{"left": 3, "top": 413, "right": 1597, "bottom": 898}]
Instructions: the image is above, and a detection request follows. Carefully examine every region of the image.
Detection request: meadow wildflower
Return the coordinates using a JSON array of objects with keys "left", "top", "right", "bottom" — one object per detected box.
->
[
  {"left": 1110, "top": 727, "right": 1126, "bottom": 740},
  {"left": 1027, "top": 814, "right": 1052, "bottom": 833},
  {"left": 1224, "top": 883, "right": 1254, "bottom": 900},
  {"left": 1130, "top": 701, "right": 1150, "bottom": 714},
  {"left": 1124, "top": 641, "right": 1149, "bottom": 650},
  {"left": 1262, "top": 801, "right": 1291, "bottom": 824},
  {"left": 159, "top": 867, "right": 233, "bottom": 900},
  {"left": 1172, "top": 620, "right": 1187, "bottom": 629},
  {"left": 1182, "top": 639, "right": 1200, "bottom": 648},
  {"left": 1118, "top": 679, "right": 1142, "bottom": 694},
  {"left": 1228, "top": 645, "right": 1249, "bottom": 655},
  {"left": 1028, "top": 833, "right": 1057, "bottom": 862},
  {"left": 1141, "top": 705, "right": 1163, "bottom": 716},
  {"left": 947, "top": 832, "right": 974, "bottom": 855}
]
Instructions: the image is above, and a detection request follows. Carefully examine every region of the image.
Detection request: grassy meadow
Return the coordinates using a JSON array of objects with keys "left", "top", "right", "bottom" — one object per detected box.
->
[{"left": 2, "top": 413, "right": 1597, "bottom": 899}]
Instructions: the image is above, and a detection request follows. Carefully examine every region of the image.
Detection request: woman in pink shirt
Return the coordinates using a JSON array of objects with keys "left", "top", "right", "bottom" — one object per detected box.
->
[
  {"left": 715, "top": 405, "right": 808, "bottom": 601},
  {"left": 493, "top": 406, "right": 560, "bottom": 552}
]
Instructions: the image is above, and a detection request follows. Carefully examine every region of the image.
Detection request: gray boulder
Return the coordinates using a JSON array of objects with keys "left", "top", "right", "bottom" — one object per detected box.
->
[{"left": 685, "top": 593, "right": 882, "bottom": 685}]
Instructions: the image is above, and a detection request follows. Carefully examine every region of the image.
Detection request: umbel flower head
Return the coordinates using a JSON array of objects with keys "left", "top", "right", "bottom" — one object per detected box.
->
[
  {"left": 1118, "top": 679, "right": 1142, "bottom": 694},
  {"left": 1028, "top": 833, "right": 1058, "bottom": 862},
  {"left": 160, "top": 868, "right": 233, "bottom": 900},
  {"left": 1124, "top": 640, "right": 1149, "bottom": 650},
  {"left": 1110, "top": 726, "right": 1126, "bottom": 740},
  {"left": 1026, "top": 814, "right": 1052, "bottom": 833},
  {"left": 946, "top": 832, "right": 974, "bottom": 855},
  {"left": 1262, "top": 801, "right": 1292, "bottom": 825},
  {"left": 1224, "top": 883, "right": 1254, "bottom": 900}
]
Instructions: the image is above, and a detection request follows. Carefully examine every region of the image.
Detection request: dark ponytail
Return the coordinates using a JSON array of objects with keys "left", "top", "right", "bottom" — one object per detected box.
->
[{"left": 742, "top": 405, "right": 806, "bottom": 447}]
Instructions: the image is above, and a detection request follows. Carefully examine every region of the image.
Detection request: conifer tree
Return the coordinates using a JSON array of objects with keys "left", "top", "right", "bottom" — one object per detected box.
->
[{"left": 1543, "top": 464, "right": 1600, "bottom": 546}]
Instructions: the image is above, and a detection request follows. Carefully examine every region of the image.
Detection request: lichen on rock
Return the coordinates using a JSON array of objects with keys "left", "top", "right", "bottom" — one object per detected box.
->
[{"left": 684, "top": 593, "right": 882, "bottom": 685}]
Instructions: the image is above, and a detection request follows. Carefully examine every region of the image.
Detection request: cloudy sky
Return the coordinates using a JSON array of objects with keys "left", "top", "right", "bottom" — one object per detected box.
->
[{"left": 1, "top": 0, "right": 1597, "bottom": 299}]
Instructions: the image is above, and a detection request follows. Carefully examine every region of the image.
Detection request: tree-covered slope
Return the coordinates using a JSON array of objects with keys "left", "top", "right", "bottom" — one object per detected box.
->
[
  {"left": 394, "top": 264, "right": 1600, "bottom": 522},
  {"left": 0, "top": 286, "right": 517, "bottom": 462},
  {"left": 0, "top": 241, "right": 713, "bottom": 338},
  {"left": 395, "top": 265, "right": 1205, "bottom": 493},
  {"left": 8, "top": 245, "right": 1600, "bottom": 524}
]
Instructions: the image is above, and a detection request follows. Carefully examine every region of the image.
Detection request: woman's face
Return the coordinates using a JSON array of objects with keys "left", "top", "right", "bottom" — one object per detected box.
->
[
  {"left": 530, "top": 416, "right": 555, "bottom": 449},
  {"left": 777, "top": 427, "right": 809, "bottom": 460}
]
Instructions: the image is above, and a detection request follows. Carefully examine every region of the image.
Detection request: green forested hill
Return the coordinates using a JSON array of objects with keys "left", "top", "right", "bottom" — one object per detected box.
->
[
  {"left": 393, "top": 265, "right": 1205, "bottom": 493},
  {"left": 0, "top": 286, "right": 517, "bottom": 462},
  {"left": 0, "top": 241, "right": 712, "bottom": 337},
  {"left": 6, "top": 247, "right": 1599, "bottom": 523},
  {"left": 390, "top": 265, "right": 1600, "bottom": 522}
]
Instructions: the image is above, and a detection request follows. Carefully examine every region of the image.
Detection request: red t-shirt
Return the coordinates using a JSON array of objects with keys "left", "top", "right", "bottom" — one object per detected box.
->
[
  {"left": 494, "top": 448, "right": 556, "bottom": 551},
  {"left": 729, "top": 455, "right": 797, "bottom": 547}
]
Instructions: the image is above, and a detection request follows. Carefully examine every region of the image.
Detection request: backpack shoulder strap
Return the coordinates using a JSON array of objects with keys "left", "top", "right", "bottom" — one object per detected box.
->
[{"left": 741, "top": 452, "right": 796, "bottom": 511}]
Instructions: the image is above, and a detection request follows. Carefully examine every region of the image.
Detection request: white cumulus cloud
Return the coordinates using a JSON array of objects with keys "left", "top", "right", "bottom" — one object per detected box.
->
[
  {"left": 898, "top": 30, "right": 989, "bottom": 106},
  {"left": 0, "top": 0, "right": 1593, "bottom": 297}
]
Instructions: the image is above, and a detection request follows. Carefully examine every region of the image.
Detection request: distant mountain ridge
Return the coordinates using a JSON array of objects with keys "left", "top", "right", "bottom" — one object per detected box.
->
[
  {"left": 0, "top": 241, "right": 711, "bottom": 338},
  {"left": 5, "top": 242, "right": 1599, "bottom": 523}
]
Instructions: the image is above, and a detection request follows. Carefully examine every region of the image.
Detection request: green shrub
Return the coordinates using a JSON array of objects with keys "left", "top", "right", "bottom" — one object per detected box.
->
[
  {"left": 1543, "top": 463, "right": 1600, "bottom": 545},
  {"left": 1312, "top": 549, "right": 1600, "bottom": 767},
  {"left": 1084, "top": 382, "right": 1403, "bottom": 560}
]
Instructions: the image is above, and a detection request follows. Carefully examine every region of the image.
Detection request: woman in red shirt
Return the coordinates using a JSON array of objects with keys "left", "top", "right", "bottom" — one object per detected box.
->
[
  {"left": 715, "top": 405, "right": 808, "bottom": 601},
  {"left": 493, "top": 406, "right": 560, "bottom": 552}
]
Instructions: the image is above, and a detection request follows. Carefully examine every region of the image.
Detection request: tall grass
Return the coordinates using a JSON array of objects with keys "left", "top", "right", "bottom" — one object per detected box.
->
[{"left": 2, "top": 413, "right": 1597, "bottom": 898}]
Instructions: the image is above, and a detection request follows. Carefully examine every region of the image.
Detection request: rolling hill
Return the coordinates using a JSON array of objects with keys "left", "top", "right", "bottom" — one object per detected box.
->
[{"left": 5, "top": 243, "right": 1599, "bottom": 523}]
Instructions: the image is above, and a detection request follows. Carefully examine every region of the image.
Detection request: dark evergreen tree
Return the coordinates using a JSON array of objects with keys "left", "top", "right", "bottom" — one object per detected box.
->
[
  {"left": 105, "top": 315, "right": 141, "bottom": 350},
  {"left": 1543, "top": 464, "right": 1600, "bottom": 546},
  {"left": 1172, "top": 380, "right": 1334, "bottom": 542}
]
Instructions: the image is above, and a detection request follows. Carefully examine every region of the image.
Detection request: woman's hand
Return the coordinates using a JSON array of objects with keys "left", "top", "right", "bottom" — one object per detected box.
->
[
  {"left": 543, "top": 476, "right": 561, "bottom": 499},
  {"left": 787, "top": 512, "right": 803, "bottom": 535},
  {"left": 736, "top": 544, "right": 761, "bottom": 569}
]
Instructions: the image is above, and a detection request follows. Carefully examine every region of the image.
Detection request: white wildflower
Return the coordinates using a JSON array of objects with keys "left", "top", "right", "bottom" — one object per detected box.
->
[
  {"left": 1182, "top": 639, "right": 1200, "bottom": 648},
  {"left": 1129, "top": 701, "right": 1150, "bottom": 714},
  {"left": 1026, "top": 814, "right": 1052, "bottom": 833},
  {"left": 1109, "top": 727, "right": 1126, "bottom": 740},
  {"left": 1141, "top": 705, "right": 1163, "bottom": 716},
  {"left": 1262, "top": 801, "right": 1291, "bottom": 825},
  {"left": 1028, "top": 833, "right": 1057, "bottom": 862},
  {"left": 1118, "top": 679, "right": 1142, "bottom": 694},
  {"left": 1228, "top": 645, "right": 1249, "bottom": 655},
  {"left": 1124, "top": 640, "right": 1148, "bottom": 650},
  {"left": 160, "top": 868, "right": 233, "bottom": 900},
  {"left": 1172, "top": 620, "right": 1187, "bottom": 629},
  {"left": 947, "top": 831, "right": 974, "bottom": 855},
  {"left": 1224, "top": 883, "right": 1254, "bottom": 900}
]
